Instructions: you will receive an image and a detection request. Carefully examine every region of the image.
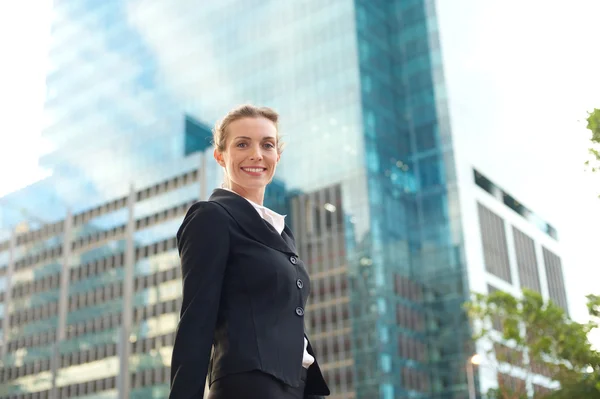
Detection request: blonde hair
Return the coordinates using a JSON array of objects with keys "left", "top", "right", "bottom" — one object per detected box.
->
[{"left": 212, "top": 104, "right": 283, "bottom": 154}]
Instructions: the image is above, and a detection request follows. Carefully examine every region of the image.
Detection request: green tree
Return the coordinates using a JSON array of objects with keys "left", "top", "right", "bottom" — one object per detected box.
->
[
  {"left": 465, "top": 289, "right": 600, "bottom": 399},
  {"left": 585, "top": 108, "right": 600, "bottom": 172}
]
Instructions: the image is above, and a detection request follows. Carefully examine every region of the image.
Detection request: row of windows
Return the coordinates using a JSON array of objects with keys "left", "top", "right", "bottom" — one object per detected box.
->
[
  {"left": 396, "top": 303, "right": 425, "bottom": 332},
  {"left": 132, "top": 298, "right": 181, "bottom": 324},
  {"left": 321, "top": 366, "right": 354, "bottom": 395},
  {"left": 71, "top": 199, "right": 191, "bottom": 253},
  {"left": 134, "top": 200, "right": 193, "bottom": 232},
  {"left": 134, "top": 237, "right": 177, "bottom": 262},
  {"left": 135, "top": 170, "right": 198, "bottom": 203},
  {"left": 70, "top": 169, "right": 196, "bottom": 228},
  {"left": 6, "top": 297, "right": 179, "bottom": 353},
  {"left": 5, "top": 366, "right": 171, "bottom": 399},
  {"left": 130, "top": 366, "right": 171, "bottom": 390},
  {"left": 1, "top": 169, "right": 198, "bottom": 273},
  {"left": 11, "top": 242, "right": 177, "bottom": 325},
  {"left": 308, "top": 302, "right": 350, "bottom": 328},
  {"left": 401, "top": 366, "right": 430, "bottom": 393},
  {"left": 9, "top": 205, "right": 180, "bottom": 283},
  {"left": 311, "top": 275, "right": 349, "bottom": 298},
  {"left": 9, "top": 263, "right": 180, "bottom": 328},
  {"left": 3, "top": 376, "right": 117, "bottom": 399},
  {"left": 4, "top": 329, "right": 57, "bottom": 353},
  {"left": 394, "top": 274, "right": 424, "bottom": 303},
  {"left": 398, "top": 334, "right": 427, "bottom": 363},
  {"left": 72, "top": 196, "right": 128, "bottom": 227},
  {"left": 68, "top": 283, "right": 123, "bottom": 313},
  {"left": 13, "top": 246, "right": 63, "bottom": 271},
  {"left": 70, "top": 253, "right": 124, "bottom": 283},
  {"left": 11, "top": 273, "right": 61, "bottom": 300},
  {"left": 2, "top": 332, "right": 176, "bottom": 382},
  {"left": 311, "top": 333, "right": 351, "bottom": 361},
  {"left": 71, "top": 224, "right": 127, "bottom": 252},
  {"left": 1, "top": 355, "right": 54, "bottom": 383},
  {"left": 303, "top": 247, "right": 347, "bottom": 267},
  {"left": 12, "top": 221, "right": 63, "bottom": 250},
  {"left": 10, "top": 301, "right": 58, "bottom": 327}
]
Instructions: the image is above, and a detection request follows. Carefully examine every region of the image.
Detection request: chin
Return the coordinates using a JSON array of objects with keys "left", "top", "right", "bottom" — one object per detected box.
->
[
  {"left": 247, "top": 182, "right": 269, "bottom": 189},
  {"left": 237, "top": 180, "right": 269, "bottom": 190}
]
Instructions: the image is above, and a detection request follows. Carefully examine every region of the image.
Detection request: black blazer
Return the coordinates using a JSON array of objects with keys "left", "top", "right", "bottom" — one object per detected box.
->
[{"left": 169, "top": 189, "right": 330, "bottom": 399}]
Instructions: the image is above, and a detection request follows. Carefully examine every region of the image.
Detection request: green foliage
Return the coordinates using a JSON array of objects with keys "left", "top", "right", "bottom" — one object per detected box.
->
[
  {"left": 465, "top": 289, "right": 600, "bottom": 398},
  {"left": 585, "top": 108, "right": 600, "bottom": 172}
]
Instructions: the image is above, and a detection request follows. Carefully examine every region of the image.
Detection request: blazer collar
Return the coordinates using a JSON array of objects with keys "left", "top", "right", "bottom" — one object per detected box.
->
[{"left": 209, "top": 188, "right": 298, "bottom": 256}]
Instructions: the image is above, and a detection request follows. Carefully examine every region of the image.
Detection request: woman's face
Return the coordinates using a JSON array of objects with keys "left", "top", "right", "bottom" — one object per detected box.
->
[{"left": 214, "top": 117, "right": 280, "bottom": 193}]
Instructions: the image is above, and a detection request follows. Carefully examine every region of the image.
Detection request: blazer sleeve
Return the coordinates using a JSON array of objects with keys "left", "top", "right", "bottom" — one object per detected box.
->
[{"left": 169, "top": 202, "right": 230, "bottom": 399}]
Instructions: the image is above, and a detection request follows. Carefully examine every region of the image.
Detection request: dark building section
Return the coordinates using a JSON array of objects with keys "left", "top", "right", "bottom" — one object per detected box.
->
[
  {"left": 184, "top": 115, "right": 213, "bottom": 156},
  {"left": 512, "top": 227, "right": 541, "bottom": 293},
  {"left": 542, "top": 248, "right": 569, "bottom": 315},
  {"left": 477, "top": 203, "right": 512, "bottom": 283},
  {"left": 289, "top": 184, "right": 354, "bottom": 397}
]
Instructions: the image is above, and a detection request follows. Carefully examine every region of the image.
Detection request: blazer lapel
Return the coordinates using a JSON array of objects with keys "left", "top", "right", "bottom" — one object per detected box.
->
[
  {"left": 209, "top": 189, "right": 298, "bottom": 256},
  {"left": 282, "top": 226, "right": 298, "bottom": 254}
]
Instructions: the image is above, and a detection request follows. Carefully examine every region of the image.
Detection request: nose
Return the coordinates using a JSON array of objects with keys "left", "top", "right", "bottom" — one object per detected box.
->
[{"left": 249, "top": 146, "right": 263, "bottom": 160}]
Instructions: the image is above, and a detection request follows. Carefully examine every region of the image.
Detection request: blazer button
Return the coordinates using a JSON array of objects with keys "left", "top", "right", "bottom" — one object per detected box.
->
[
  {"left": 290, "top": 256, "right": 298, "bottom": 265},
  {"left": 295, "top": 307, "right": 304, "bottom": 317},
  {"left": 296, "top": 279, "right": 303, "bottom": 289}
]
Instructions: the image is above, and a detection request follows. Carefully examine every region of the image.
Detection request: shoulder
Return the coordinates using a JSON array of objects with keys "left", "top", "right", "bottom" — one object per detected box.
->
[
  {"left": 187, "top": 200, "right": 229, "bottom": 218},
  {"left": 177, "top": 201, "right": 231, "bottom": 240}
]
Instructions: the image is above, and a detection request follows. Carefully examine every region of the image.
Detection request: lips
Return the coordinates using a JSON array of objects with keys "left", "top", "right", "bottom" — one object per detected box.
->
[
  {"left": 241, "top": 167, "right": 267, "bottom": 176},
  {"left": 241, "top": 167, "right": 266, "bottom": 172}
]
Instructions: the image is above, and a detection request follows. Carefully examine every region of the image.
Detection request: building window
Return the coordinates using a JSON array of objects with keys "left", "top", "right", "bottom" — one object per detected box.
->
[
  {"left": 477, "top": 203, "right": 512, "bottom": 283},
  {"left": 542, "top": 247, "right": 568, "bottom": 315},
  {"left": 512, "top": 227, "right": 541, "bottom": 293}
]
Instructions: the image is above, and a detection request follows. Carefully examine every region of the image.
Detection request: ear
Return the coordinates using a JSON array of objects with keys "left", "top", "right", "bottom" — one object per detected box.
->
[
  {"left": 276, "top": 153, "right": 281, "bottom": 163},
  {"left": 214, "top": 148, "right": 225, "bottom": 167}
]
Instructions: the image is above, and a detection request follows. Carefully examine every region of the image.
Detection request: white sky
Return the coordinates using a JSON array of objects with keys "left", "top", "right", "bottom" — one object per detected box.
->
[
  {"left": 0, "top": 0, "right": 53, "bottom": 195},
  {"left": 0, "top": 1, "right": 598, "bottom": 342}
]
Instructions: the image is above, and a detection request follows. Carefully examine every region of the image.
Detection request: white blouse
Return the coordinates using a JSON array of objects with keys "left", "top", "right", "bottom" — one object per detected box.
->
[{"left": 222, "top": 189, "right": 315, "bottom": 369}]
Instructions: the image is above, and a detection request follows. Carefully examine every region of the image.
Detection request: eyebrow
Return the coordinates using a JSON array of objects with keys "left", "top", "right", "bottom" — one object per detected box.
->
[{"left": 233, "top": 136, "right": 276, "bottom": 141}]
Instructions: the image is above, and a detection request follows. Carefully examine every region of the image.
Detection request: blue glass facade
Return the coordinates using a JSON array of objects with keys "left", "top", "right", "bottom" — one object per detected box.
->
[{"left": 0, "top": 0, "right": 472, "bottom": 398}]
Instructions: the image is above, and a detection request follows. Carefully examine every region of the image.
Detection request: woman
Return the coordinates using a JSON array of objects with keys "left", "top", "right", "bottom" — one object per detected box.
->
[{"left": 169, "top": 105, "right": 330, "bottom": 399}]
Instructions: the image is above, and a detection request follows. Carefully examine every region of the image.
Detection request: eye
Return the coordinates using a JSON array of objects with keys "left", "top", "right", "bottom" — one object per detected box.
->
[
  {"left": 236, "top": 142, "right": 247, "bottom": 148},
  {"left": 264, "top": 142, "right": 275, "bottom": 149}
]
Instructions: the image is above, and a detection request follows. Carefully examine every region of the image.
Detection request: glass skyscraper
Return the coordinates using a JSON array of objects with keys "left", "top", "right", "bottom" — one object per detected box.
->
[{"left": 0, "top": 1, "right": 569, "bottom": 398}]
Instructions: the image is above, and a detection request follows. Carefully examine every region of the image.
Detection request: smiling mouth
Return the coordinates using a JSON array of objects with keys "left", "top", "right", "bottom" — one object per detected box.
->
[{"left": 241, "top": 167, "right": 267, "bottom": 174}]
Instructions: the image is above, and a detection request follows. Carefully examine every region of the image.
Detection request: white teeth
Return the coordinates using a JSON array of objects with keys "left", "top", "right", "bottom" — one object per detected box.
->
[{"left": 243, "top": 168, "right": 264, "bottom": 173}]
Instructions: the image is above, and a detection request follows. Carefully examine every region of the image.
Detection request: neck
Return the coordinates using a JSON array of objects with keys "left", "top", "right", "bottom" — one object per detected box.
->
[{"left": 228, "top": 183, "right": 265, "bottom": 206}]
